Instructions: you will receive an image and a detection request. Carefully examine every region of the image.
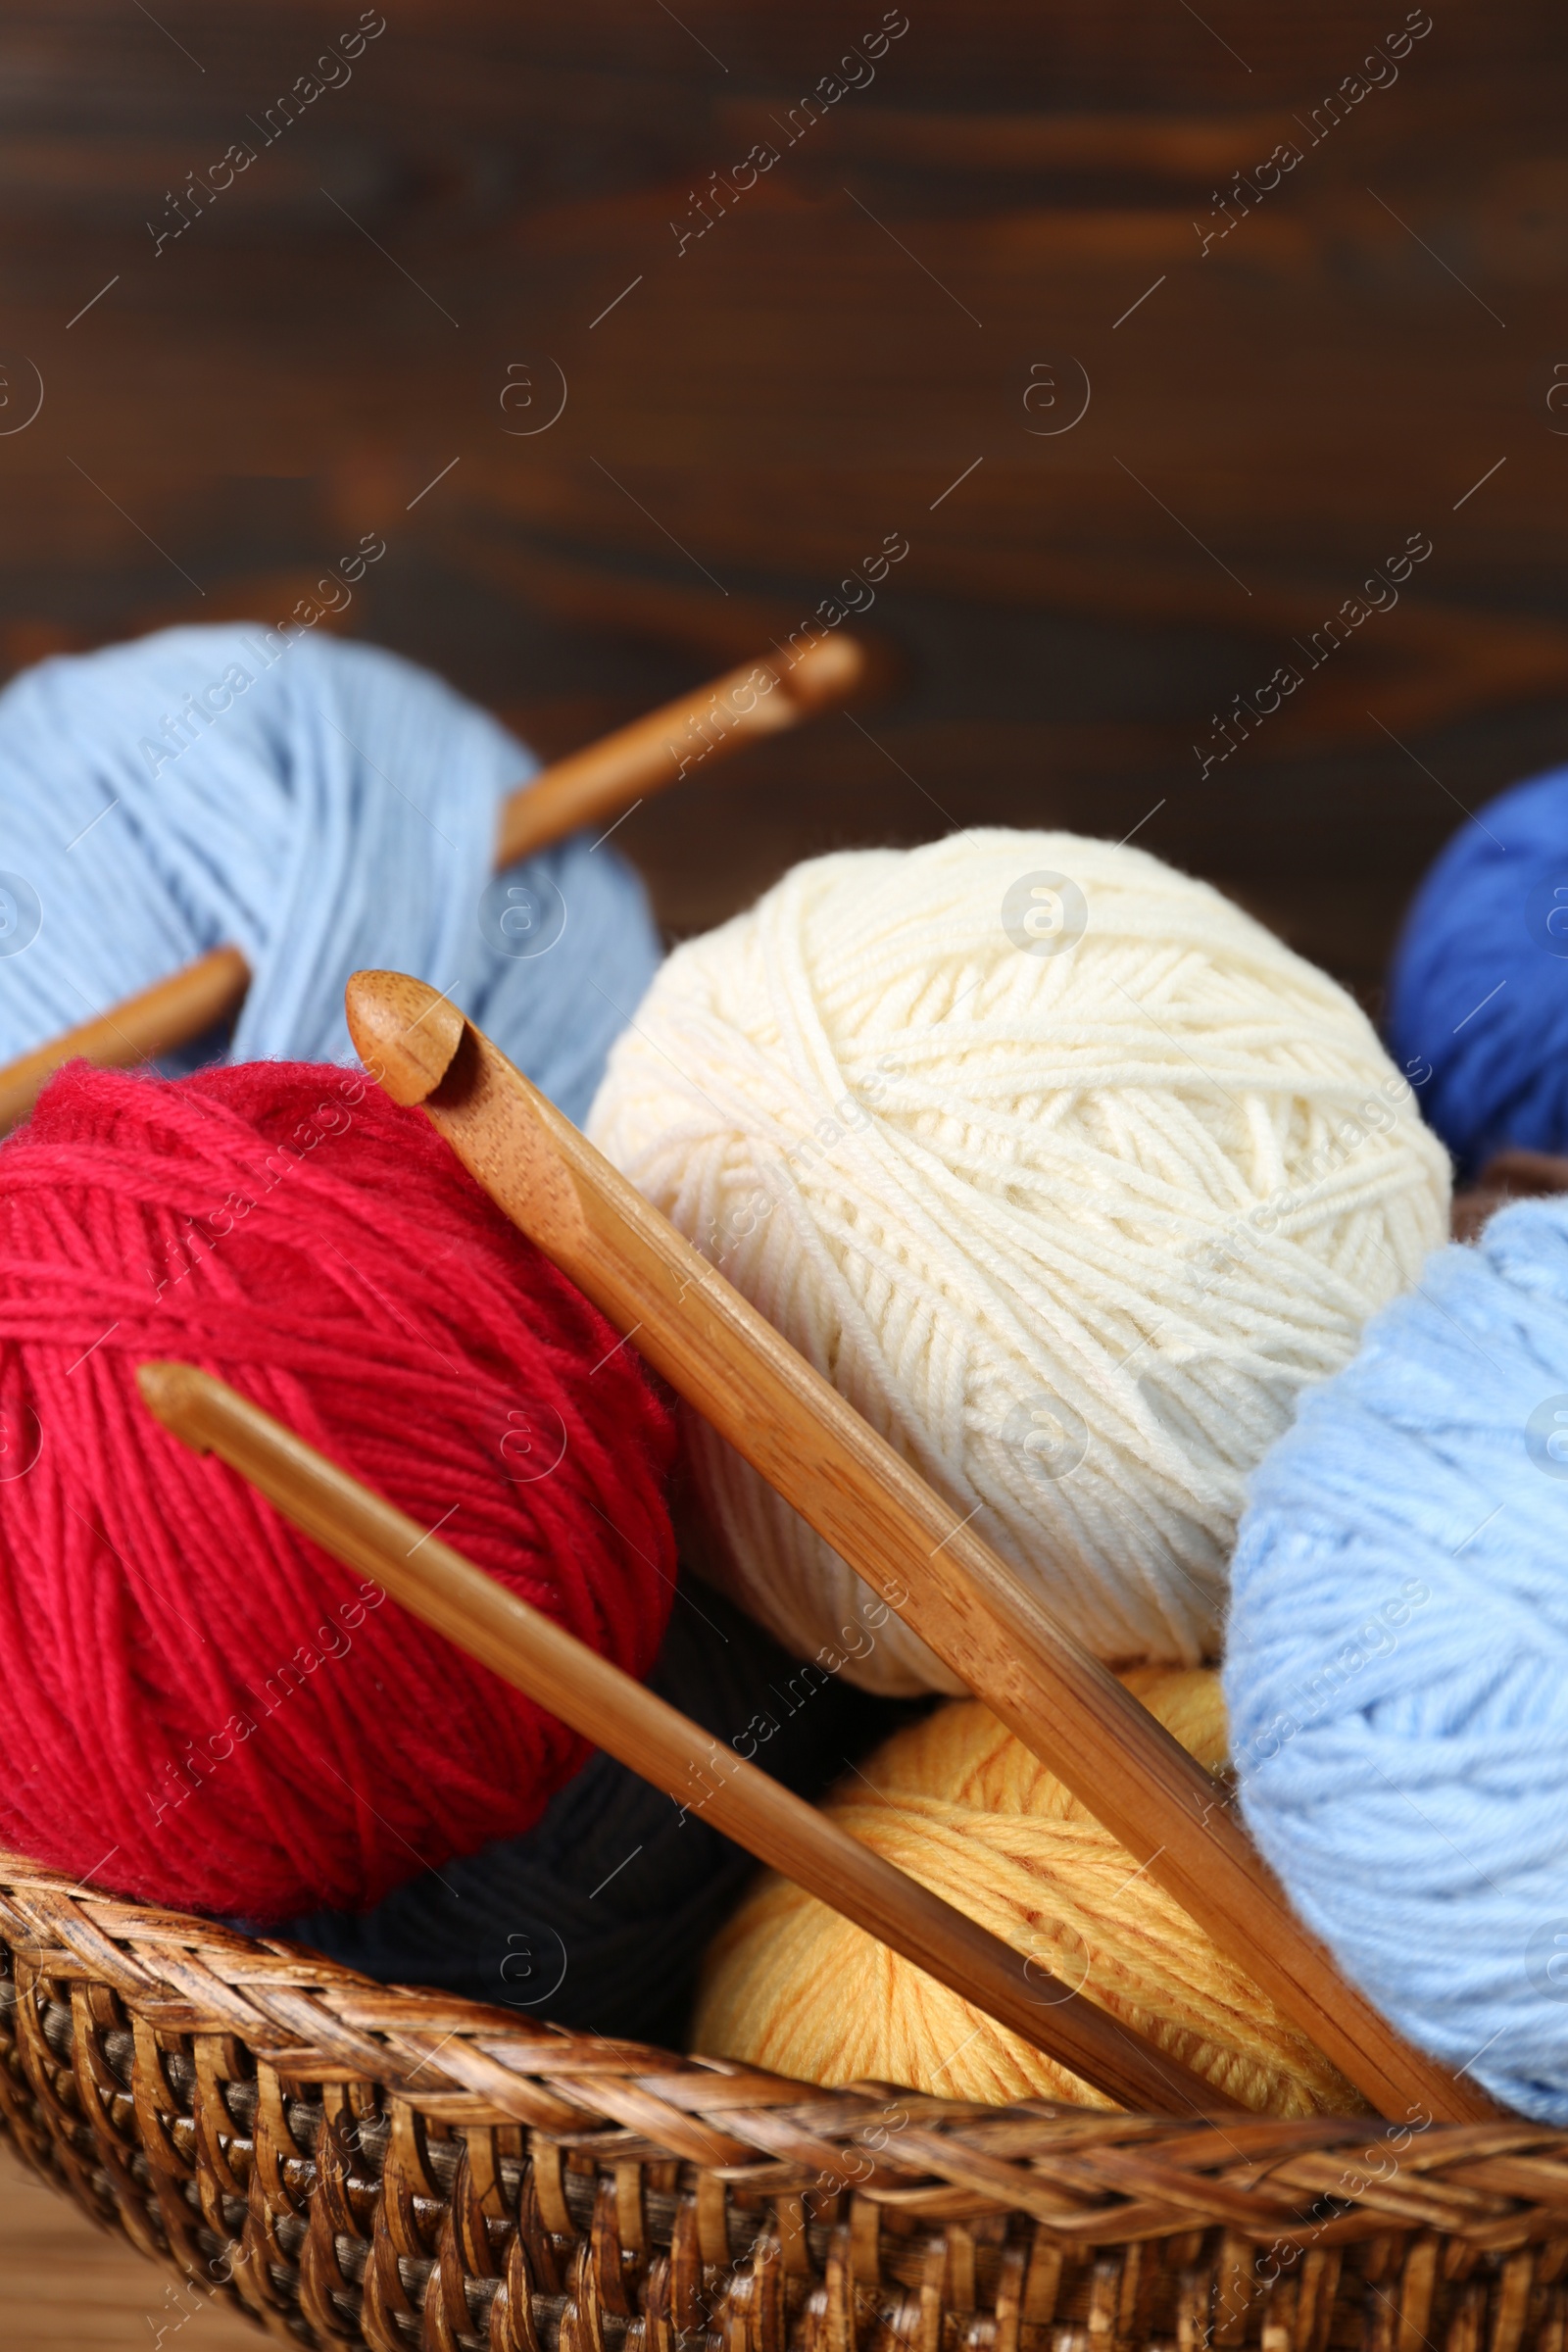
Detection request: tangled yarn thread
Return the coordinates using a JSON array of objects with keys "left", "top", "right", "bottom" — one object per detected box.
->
[
  {"left": 0, "top": 625, "right": 661, "bottom": 1126},
  {"left": 695, "top": 1667, "right": 1360, "bottom": 2116},
  {"left": 590, "top": 829, "right": 1450, "bottom": 1691},
  {"left": 1227, "top": 1193, "right": 1568, "bottom": 2125},
  {"left": 0, "top": 1060, "right": 677, "bottom": 1920},
  {"left": 1389, "top": 764, "right": 1568, "bottom": 1177}
]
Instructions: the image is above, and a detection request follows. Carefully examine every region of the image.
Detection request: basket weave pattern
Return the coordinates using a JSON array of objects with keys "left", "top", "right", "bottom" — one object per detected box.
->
[{"left": 4, "top": 1852, "right": 1568, "bottom": 2352}]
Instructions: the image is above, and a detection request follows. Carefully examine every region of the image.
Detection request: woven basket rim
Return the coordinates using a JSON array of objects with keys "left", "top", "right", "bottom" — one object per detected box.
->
[{"left": 8, "top": 1841, "right": 1568, "bottom": 2255}]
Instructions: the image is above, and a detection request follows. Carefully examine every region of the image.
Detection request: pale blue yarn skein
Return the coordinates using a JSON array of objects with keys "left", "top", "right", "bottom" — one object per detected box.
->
[
  {"left": 1226, "top": 1194, "right": 1568, "bottom": 2122},
  {"left": 0, "top": 625, "right": 661, "bottom": 1127}
]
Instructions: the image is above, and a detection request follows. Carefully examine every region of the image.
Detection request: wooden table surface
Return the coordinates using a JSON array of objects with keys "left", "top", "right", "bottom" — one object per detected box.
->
[{"left": 0, "top": 2144, "right": 259, "bottom": 2351}]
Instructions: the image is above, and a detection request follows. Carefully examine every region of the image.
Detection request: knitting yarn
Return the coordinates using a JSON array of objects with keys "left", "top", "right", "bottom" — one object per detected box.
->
[
  {"left": 0, "top": 1059, "right": 677, "bottom": 1921},
  {"left": 284, "top": 1578, "right": 915, "bottom": 2049},
  {"left": 0, "top": 625, "right": 661, "bottom": 1127},
  {"left": 589, "top": 829, "right": 1449, "bottom": 1692},
  {"left": 1226, "top": 1192, "right": 1568, "bottom": 2124},
  {"left": 695, "top": 1667, "right": 1360, "bottom": 2115},
  {"left": 1388, "top": 765, "right": 1568, "bottom": 1179}
]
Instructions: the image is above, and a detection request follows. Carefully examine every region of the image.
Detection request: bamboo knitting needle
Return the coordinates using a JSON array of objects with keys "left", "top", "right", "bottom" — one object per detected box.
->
[
  {"left": 137, "top": 1359, "right": 1233, "bottom": 2119},
  {"left": 341, "top": 969, "right": 1503, "bottom": 2128},
  {"left": 0, "top": 634, "right": 865, "bottom": 1140}
]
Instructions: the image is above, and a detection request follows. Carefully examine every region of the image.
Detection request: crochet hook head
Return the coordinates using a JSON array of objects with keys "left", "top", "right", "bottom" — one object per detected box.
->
[{"left": 344, "top": 969, "right": 466, "bottom": 1107}]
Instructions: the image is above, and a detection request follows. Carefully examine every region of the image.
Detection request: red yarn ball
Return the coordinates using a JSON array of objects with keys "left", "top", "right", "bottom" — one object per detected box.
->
[{"left": 0, "top": 1059, "right": 677, "bottom": 1920}]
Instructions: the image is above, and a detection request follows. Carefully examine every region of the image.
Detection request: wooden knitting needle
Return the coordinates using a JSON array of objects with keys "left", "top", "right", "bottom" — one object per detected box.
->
[
  {"left": 137, "top": 1360, "right": 1233, "bottom": 2119},
  {"left": 0, "top": 634, "right": 865, "bottom": 1140},
  {"left": 342, "top": 970, "right": 1503, "bottom": 2128}
]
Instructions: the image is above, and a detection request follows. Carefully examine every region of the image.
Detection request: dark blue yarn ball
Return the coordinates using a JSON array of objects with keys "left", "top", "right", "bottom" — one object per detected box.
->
[
  {"left": 1389, "top": 763, "right": 1568, "bottom": 1178},
  {"left": 278, "top": 1580, "right": 917, "bottom": 2049}
]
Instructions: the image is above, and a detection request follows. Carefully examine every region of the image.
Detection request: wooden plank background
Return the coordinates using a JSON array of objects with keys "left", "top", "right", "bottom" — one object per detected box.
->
[
  {"left": 0, "top": 0, "right": 1561, "bottom": 2334},
  {"left": 0, "top": 0, "right": 1560, "bottom": 1011}
]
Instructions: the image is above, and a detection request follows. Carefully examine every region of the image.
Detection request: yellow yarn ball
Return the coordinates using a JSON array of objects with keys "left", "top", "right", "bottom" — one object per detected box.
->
[{"left": 694, "top": 1667, "right": 1364, "bottom": 2117}]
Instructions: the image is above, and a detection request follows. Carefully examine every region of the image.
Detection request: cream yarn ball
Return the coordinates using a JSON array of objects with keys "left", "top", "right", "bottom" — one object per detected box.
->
[{"left": 588, "top": 830, "right": 1450, "bottom": 1692}]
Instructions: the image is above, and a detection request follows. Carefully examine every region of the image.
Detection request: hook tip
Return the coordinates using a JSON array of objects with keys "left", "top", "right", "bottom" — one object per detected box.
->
[{"left": 345, "top": 970, "right": 466, "bottom": 1106}]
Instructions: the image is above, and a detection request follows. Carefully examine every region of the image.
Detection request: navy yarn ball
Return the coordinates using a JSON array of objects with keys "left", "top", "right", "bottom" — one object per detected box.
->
[
  {"left": 1389, "top": 763, "right": 1568, "bottom": 1179},
  {"left": 1226, "top": 1194, "right": 1568, "bottom": 2123},
  {"left": 281, "top": 1580, "right": 916, "bottom": 2048}
]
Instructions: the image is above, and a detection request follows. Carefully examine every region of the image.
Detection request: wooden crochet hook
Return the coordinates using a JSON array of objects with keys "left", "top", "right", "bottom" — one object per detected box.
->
[
  {"left": 0, "top": 634, "right": 864, "bottom": 1140},
  {"left": 342, "top": 970, "right": 1501, "bottom": 2128},
  {"left": 137, "top": 1360, "right": 1232, "bottom": 2119}
]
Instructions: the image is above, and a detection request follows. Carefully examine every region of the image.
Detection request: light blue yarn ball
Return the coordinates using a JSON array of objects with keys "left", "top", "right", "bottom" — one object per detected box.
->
[
  {"left": 0, "top": 624, "right": 661, "bottom": 1128},
  {"left": 1226, "top": 1195, "right": 1568, "bottom": 2122}
]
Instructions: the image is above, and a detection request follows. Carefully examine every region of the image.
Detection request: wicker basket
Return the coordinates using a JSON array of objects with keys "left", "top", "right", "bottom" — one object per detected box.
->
[{"left": 6, "top": 1850, "right": 1568, "bottom": 2352}]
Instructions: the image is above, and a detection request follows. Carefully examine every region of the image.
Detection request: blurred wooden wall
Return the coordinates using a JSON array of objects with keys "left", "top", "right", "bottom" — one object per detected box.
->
[{"left": 0, "top": 0, "right": 1560, "bottom": 1003}]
